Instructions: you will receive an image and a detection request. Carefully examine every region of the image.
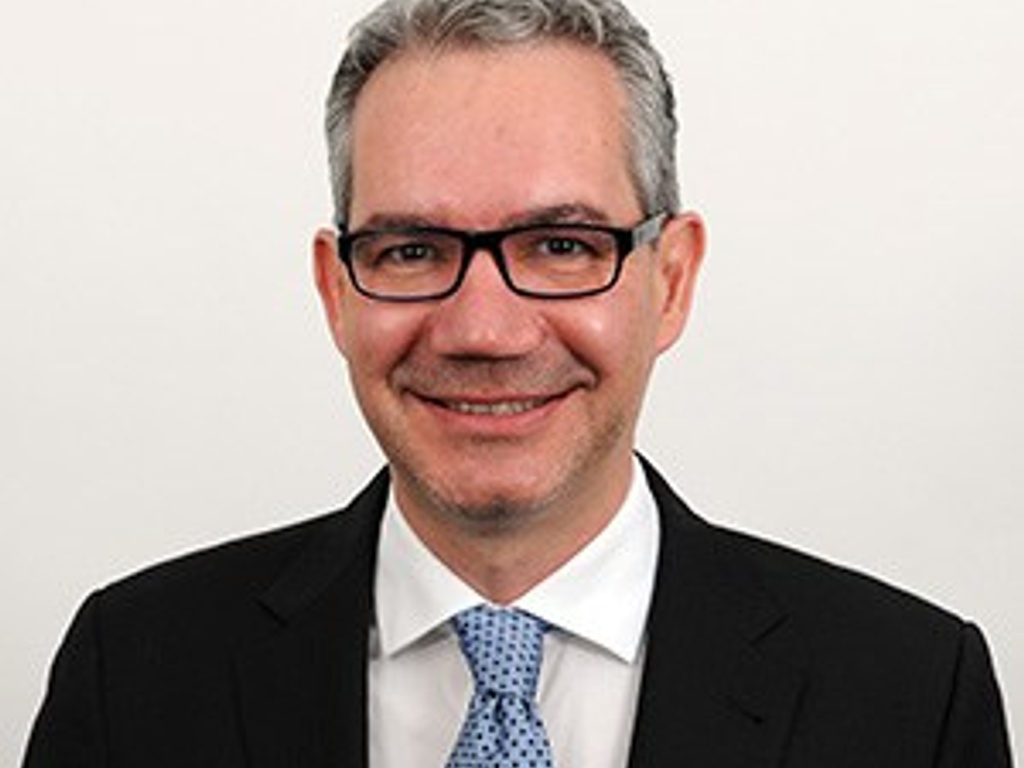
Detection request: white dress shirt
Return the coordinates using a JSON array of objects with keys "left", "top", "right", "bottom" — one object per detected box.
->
[{"left": 369, "top": 457, "right": 660, "bottom": 768}]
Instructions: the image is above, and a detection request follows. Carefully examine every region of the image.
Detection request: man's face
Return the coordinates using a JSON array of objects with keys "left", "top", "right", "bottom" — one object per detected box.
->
[{"left": 315, "top": 43, "right": 703, "bottom": 538}]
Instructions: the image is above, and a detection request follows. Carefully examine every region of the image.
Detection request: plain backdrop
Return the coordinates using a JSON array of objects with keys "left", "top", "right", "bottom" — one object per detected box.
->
[{"left": 2, "top": 0, "right": 1021, "bottom": 761}]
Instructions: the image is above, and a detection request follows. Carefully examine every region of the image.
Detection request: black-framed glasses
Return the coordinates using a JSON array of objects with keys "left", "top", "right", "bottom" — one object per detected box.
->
[{"left": 335, "top": 213, "right": 668, "bottom": 302}]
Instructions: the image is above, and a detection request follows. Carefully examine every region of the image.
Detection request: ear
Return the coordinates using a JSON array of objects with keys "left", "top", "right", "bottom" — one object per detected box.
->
[
  {"left": 313, "top": 228, "right": 351, "bottom": 358},
  {"left": 653, "top": 211, "right": 705, "bottom": 353}
]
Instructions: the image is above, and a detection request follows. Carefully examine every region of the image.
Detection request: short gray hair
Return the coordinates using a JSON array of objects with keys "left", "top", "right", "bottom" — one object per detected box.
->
[{"left": 325, "top": 0, "right": 680, "bottom": 223}]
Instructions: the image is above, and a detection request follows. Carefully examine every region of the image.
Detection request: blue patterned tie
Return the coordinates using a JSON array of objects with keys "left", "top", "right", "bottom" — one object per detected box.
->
[{"left": 446, "top": 605, "right": 555, "bottom": 768}]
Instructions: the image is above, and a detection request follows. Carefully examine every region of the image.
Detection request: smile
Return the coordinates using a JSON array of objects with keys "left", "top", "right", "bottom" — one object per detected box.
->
[{"left": 436, "top": 397, "right": 553, "bottom": 416}]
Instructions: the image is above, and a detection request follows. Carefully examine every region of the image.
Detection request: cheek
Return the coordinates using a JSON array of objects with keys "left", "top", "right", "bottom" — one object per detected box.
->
[
  {"left": 553, "top": 288, "right": 661, "bottom": 379},
  {"left": 340, "top": 302, "right": 426, "bottom": 378}
]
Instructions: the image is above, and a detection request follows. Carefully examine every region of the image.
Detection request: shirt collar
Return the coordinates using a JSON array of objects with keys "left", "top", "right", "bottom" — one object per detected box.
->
[{"left": 374, "top": 456, "right": 660, "bottom": 665}]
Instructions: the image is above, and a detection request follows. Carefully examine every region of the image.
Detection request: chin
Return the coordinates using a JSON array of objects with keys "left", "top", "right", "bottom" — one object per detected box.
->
[
  {"left": 407, "top": 465, "right": 560, "bottom": 529},
  {"left": 441, "top": 478, "right": 555, "bottom": 520}
]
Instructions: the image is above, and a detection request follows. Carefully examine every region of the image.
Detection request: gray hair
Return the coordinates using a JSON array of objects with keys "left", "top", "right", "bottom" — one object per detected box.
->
[{"left": 325, "top": 0, "right": 680, "bottom": 224}]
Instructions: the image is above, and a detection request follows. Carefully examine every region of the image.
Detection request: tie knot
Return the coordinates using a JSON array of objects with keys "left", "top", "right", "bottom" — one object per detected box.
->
[{"left": 452, "top": 605, "right": 548, "bottom": 699}]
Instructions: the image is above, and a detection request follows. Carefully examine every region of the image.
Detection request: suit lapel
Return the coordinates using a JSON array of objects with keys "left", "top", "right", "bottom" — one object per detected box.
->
[
  {"left": 628, "top": 460, "right": 805, "bottom": 768},
  {"left": 234, "top": 471, "right": 388, "bottom": 768}
]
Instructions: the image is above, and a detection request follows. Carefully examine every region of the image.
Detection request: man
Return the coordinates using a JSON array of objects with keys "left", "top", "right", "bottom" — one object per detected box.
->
[{"left": 23, "top": 0, "right": 1012, "bottom": 766}]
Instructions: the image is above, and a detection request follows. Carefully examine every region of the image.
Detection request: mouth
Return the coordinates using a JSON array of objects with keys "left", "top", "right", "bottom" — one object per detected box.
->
[{"left": 430, "top": 395, "right": 556, "bottom": 417}]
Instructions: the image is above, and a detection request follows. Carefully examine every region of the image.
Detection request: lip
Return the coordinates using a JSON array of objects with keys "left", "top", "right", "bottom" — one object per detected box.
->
[
  {"left": 411, "top": 390, "right": 572, "bottom": 436},
  {"left": 433, "top": 395, "right": 554, "bottom": 416}
]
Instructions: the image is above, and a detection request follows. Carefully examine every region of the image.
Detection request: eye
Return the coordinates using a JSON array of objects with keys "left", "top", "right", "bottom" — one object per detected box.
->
[
  {"left": 354, "top": 232, "right": 456, "bottom": 273},
  {"left": 520, "top": 229, "right": 608, "bottom": 261},
  {"left": 538, "top": 236, "right": 593, "bottom": 257},
  {"left": 375, "top": 241, "right": 439, "bottom": 267},
  {"left": 515, "top": 227, "right": 613, "bottom": 266}
]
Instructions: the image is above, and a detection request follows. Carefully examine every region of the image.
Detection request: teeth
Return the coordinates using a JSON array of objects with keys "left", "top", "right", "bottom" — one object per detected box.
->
[{"left": 445, "top": 398, "right": 546, "bottom": 416}]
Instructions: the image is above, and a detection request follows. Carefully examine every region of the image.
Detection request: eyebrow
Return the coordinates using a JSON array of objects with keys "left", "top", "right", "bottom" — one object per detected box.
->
[
  {"left": 349, "top": 203, "right": 615, "bottom": 233},
  {"left": 501, "top": 203, "right": 614, "bottom": 229}
]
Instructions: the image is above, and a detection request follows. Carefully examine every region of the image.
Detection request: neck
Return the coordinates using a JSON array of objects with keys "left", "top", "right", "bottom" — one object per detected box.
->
[{"left": 394, "top": 456, "right": 635, "bottom": 604}]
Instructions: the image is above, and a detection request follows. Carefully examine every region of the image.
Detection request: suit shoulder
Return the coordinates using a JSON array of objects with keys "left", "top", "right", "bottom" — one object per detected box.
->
[
  {"left": 60, "top": 472, "right": 388, "bottom": 658},
  {"left": 94, "top": 470, "right": 389, "bottom": 611},
  {"left": 708, "top": 522, "right": 967, "bottom": 643},
  {"left": 86, "top": 511, "right": 330, "bottom": 622},
  {"left": 643, "top": 458, "right": 965, "bottom": 638},
  {"left": 106, "top": 511, "right": 324, "bottom": 591}
]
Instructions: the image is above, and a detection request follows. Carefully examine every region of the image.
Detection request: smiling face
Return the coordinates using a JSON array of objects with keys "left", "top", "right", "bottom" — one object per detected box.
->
[{"left": 315, "top": 43, "right": 703, "bottom": 554}]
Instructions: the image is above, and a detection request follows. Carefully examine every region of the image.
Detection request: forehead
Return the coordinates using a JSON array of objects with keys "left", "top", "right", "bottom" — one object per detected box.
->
[{"left": 348, "top": 43, "right": 640, "bottom": 228}]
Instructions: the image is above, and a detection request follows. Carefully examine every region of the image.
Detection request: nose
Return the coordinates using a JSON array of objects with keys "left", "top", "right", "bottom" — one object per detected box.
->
[{"left": 426, "top": 246, "right": 544, "bottom": 358}]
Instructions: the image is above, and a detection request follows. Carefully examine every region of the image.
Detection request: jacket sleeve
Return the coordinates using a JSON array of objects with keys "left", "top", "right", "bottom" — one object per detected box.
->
[
  {"left": 22, "top": 593, "right": 108, "bottom": 768},
  {"left": 933, "top": 622, "right": 1013, "bottom": 768}
]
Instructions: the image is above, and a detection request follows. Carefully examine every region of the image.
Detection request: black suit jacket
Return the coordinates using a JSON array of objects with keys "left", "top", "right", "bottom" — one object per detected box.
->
[{"left": 23, "top": 460, "right": 1012, "bottom": 767}]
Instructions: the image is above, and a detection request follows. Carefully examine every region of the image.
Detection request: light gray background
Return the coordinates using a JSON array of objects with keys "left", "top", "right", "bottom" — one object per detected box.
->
[{"left": 2, "top": 0, "right": 1020, "bottom": 761}]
